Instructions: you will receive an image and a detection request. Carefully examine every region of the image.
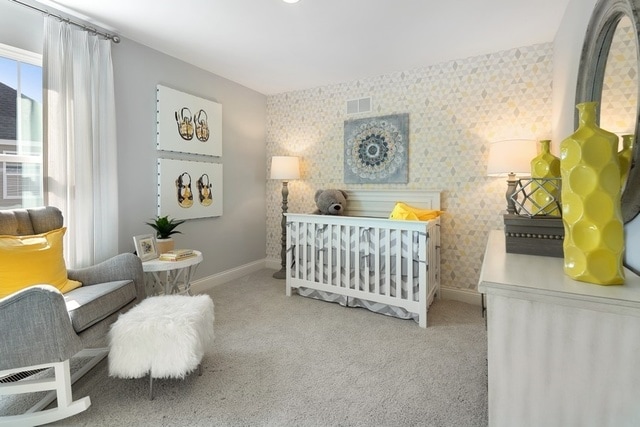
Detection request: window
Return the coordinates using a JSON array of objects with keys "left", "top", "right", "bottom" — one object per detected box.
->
[{"left": 0, "top": 43, "right": 43, "bottom": 209}]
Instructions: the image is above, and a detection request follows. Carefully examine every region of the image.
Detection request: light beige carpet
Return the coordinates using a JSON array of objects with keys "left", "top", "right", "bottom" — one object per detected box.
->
[{"left": 1, "top": 268, "right": 488, "bottom": 426}]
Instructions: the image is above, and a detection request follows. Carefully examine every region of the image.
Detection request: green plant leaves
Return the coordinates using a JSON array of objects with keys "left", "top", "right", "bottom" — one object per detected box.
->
[{"left": 145, "top": 215, "right": 185, "bottom": 239}]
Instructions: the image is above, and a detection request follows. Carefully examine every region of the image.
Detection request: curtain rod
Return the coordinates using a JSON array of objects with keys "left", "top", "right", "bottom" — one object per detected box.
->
[{"left": 10, "top": 0, "right": 120, "bottom": 43}]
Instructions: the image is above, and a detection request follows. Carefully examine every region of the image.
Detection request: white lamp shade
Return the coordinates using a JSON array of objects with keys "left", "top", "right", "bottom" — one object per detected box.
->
[
  {"left": 487, "top": 139, "right": 538, "bottom": 177},
  {"left": 270, "top": 156, "right": 300, "bottom": 180}
]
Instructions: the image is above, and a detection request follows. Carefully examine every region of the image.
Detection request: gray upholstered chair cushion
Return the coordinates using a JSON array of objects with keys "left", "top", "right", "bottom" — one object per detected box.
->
[
  {"left": 28, "top": 206, "right": 64, "bottom": 234},
  {"left": 0, "top": 211, "right": 19, "bottom": 235},
  {"left": 64, "top": 280, "right": 137, "bottom": 333},
  {"left": 0, "top": 206, "right": 62, "bottom": 235}
]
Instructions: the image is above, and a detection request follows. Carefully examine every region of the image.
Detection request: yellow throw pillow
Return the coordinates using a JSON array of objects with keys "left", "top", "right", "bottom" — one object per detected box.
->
[
  {"left": 389, "top": 202, "right": 443, "bottom": 221},
  {"left": 0, "top": 227, "right": 81, "bottom": 298}
]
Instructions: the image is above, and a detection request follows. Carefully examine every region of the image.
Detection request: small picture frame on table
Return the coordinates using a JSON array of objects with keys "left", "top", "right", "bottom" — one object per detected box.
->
[{"left": 133, "top": 234, "right": 158, "bottom": 261}]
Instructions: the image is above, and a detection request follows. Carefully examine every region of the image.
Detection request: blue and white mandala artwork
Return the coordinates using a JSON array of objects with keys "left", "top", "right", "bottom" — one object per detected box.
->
[{"left": 344, "top": 113, "right": 409, "bottom": 183}]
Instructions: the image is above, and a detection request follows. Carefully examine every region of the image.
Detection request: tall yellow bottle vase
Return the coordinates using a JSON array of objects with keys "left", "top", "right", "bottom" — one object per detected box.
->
[
  {"left": 618, "top": 134, "right": 635, "bottom": 190},
  {"left": 560, "top": 101, "right": 624, "bottom": 285},
  {"left": 530, "top": 139, "right": 561, "bottom": 215}
]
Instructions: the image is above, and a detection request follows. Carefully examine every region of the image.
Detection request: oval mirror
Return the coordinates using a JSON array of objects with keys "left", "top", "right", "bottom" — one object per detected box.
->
[
  {"left": 575, "top": 0, "right": 640, "bottom": 223},
  {"left": 600, "top": 16, "right": 637, "bottom": 153}
]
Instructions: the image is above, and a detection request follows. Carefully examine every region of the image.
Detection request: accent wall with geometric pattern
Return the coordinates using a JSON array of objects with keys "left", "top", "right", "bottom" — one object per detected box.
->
[{"left": 266, "top": 43, "right": 555, "bottom": 294}]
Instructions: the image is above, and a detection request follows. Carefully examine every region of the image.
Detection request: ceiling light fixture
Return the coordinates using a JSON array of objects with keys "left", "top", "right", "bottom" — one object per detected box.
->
[{"left": 283, "top": 0, "right": 300, "bottom": 3}]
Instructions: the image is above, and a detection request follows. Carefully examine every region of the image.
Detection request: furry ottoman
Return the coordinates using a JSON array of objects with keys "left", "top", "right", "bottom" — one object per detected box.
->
[{"left": 108, "top": 294, "right": 214, "bottom": 397}]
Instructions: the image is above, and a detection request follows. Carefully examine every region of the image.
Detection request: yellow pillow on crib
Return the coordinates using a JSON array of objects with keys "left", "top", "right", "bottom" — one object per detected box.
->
[
  {"left": 389, "top": 202, "right": 442, "bottom": 221},
  {"left": 0, "top": 227, "right": 82, "bottom": 298}
]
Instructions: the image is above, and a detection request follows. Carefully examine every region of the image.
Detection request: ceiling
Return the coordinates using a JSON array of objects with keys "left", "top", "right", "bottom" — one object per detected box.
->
[{"left": 39, "top": 0, "right": 571, "bottom": 95}]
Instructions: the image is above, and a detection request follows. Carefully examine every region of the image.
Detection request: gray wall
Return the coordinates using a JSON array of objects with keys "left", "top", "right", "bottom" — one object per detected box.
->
[
  {"left": 0, "top": 1, "right": 41, "bottom": 53},
  {"left": 551, "top": 0, "right": 598, "bottom": 146},
  {"left": 113, "top": 40, "right": 267, "bottom": 278},
  {"left": 0, "top": 1, "right": 268, "bottom": 279}
]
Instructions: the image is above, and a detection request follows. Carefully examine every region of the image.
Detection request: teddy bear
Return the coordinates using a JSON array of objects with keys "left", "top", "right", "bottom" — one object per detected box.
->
[{"left": 312, "top": 189, "right": 348, "bottom": 215}]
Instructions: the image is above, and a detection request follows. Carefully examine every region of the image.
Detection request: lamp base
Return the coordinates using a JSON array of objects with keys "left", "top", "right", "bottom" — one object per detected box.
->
[{"left": 272, "top": 268, "right": 286, "bottom": 280}]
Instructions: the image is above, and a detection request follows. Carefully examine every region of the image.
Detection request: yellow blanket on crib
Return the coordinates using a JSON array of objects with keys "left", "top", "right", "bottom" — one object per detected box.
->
[{"left": 389, "top": 202, "right": 442, "bottom": 221}]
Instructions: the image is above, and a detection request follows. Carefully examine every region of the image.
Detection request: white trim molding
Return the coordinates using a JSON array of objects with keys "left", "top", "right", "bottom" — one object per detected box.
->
[
  {"left": 189, "top": 259, "right": 267, "bottom": 294},
  {"left": 440, "top": 286, "right": 482, "bottom": 306},
  {"left": 0, "top": 41, "right": 41, "bottom": 65}
]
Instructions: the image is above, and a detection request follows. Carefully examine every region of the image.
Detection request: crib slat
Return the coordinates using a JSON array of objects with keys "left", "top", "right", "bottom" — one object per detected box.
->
[
  {"left": 363, "top": 227, "right": 370, "bottom": 293},
  {"left": 285, "top": 221, "right": 292, "bottom": 295},
  {"left": 327, "top": 223, "right": 333, "bottom": 286},
  {"left": 336, "top": 225, "right": 349, "bottom": 288},
  {"left": 317, "top": 224, "right": 324, "bottom": 283},
  {"left": 355, "top": 226, "right": 361, "bottom": 292},
  {"left": 334, "top": 224, "right": 342, "bottom": 288},
  {"left": 316, "top": 224, "right": 321, "bottom": 281},
  {"left": 373, "top": 227, "right": 380, "bottom": 295},
  {"left": 302, "top": 222, "right": 308, "bottom": 282},
  {"left": 345, "top": 226, "right": 356, "bottom": 289},
  {"left": 292, "top": 221, "right": 298, "bottom": 280},
  {"left": 343, "top": 226, "right": 348, "bottom": 289},
  {"left": 385, "top": 229, "right": 391, "bottom": 297},
  {"left": 407, "top": 230, "right": 414, "bottom": 302},
  {"left": 419, "top": 228, "right": 428, "bottom": 327},
  {"left": 395, "top": 230, "right": 402, "bottom": 300}
]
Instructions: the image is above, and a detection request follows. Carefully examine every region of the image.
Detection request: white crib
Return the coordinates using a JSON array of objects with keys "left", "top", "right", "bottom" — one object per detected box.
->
[{"left": 285, "top": 190, "right": 441, "bottom": 327}]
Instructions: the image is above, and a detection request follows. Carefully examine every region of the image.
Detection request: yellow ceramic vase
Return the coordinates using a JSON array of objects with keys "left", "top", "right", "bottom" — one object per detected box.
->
[
  {"left": 530, "top": 139, "right": 561, "bottom": 215},
  {"left": 618, "top": 134, "right": 634, "bottom": 190},
  {"left": 560, "top": 102, "right": 624, "bottom": 285}
]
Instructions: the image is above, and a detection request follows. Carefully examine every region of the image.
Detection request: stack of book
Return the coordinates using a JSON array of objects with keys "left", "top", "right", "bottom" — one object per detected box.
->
[{"left": 159, "top": 249, "right": 196, "bottom": 261}]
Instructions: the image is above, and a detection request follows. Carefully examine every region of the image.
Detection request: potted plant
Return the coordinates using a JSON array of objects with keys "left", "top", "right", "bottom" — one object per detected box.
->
[{"left": 146, "top": 215, "right": 185, "bottom": 254}]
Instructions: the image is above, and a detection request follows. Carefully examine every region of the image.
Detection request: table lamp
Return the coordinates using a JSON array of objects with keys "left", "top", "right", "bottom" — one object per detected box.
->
[
  {"left": 270, "top": 156, "right": 300, "bottom": 279},
  {"left": 487, "top": 140, "right": 537, "bottom": 214}
]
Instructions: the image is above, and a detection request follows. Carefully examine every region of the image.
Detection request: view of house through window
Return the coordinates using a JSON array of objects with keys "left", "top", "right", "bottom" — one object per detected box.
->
[{"left": 0, "top": 43, "right": 43, "bottom": 209}]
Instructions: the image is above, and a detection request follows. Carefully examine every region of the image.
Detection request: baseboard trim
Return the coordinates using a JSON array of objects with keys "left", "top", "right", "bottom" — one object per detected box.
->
[
  {"left": 440, "top": 287, "right": 482, "bottom": 306},
  {"left": 190, "top": 259, "right": 267, "bottom": 294},
  {"left": 264, "top": 257, "right": 281, "bottom": 271}
]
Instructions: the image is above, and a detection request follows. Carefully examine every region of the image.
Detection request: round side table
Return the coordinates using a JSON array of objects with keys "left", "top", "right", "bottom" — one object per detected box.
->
[{"left": 142, "top": 250, "right": 203, "bottom": 295}]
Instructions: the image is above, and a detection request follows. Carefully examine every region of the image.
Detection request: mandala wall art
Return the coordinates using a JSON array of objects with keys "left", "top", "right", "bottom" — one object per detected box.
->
[
  {"left": 344, "top": 113, "right": 409, "bottom": 184},
  {"left": 156, "top": 85, "right": 222, "bottom": 157}
]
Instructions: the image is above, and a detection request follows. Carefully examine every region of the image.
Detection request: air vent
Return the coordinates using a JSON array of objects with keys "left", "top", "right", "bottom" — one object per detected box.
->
[{"left": 346, "top": 97, "right": 372, "bottom": 115}]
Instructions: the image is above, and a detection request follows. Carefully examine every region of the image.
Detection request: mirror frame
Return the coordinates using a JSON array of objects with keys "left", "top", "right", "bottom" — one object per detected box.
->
[{"left": 576, "top": 0, "right": 640, "bottom": 223}]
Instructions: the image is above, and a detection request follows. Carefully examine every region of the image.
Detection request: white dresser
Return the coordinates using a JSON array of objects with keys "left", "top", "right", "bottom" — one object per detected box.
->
[{"left": 478, "top": 230, "right": 640, "bottom": 427}]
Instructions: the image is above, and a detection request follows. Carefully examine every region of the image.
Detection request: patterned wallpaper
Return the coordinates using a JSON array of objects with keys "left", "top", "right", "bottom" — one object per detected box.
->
[{"left": 266, "top": 43, "right": 554, "bottom": 292}]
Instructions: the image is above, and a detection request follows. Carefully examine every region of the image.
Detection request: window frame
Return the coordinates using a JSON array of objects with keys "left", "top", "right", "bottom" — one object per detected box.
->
[{"left": 0, "top": 42, "right": 44, "bottom": 207}]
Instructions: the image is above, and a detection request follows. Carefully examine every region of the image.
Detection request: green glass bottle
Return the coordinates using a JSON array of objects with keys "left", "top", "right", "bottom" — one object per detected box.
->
[
  {"left": 530, "top": 139, "right": 561, "bottom": 216},
  {"left": 560, "top": 102, "right": 624, "bottom": 285}
]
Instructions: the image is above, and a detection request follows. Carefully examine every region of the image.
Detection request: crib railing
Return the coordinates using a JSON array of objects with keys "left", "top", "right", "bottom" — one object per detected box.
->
[{"left": 285, "top": 213, "right": 440, "bottom": 327}]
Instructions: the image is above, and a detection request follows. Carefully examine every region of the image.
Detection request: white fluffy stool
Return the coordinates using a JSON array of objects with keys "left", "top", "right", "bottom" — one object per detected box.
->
[{"left": 108, "top": 294, "right": 214, "bottom": 399}]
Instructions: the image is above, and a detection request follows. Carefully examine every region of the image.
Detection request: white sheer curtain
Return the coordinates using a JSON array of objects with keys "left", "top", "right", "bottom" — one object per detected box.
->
[{"left": 43, "top": 16, "right": 119, "bottom": 268}]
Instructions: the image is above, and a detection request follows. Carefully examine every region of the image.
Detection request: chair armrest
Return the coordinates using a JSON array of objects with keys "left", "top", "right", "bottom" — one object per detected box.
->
[
  {"left": 67, "top": 253, "right": 146, "bottom": 304},
  {"left": 0, "top": 286, "right": 83, "bottom": 371}
]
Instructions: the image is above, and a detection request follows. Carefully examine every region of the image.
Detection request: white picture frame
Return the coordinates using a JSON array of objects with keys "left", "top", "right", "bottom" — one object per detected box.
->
[
  {"left": 156, "top": 84, "right": 222, "bottom": 157},
  {"left": 133, "top": 234, "right": 158, "bottom": 261},
  {"left": 157, "top": 158, "right": 223, "bottom": 220}
]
